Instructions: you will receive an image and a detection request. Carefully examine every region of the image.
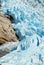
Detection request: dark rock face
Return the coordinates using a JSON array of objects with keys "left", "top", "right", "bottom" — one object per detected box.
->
[{"left": 0, "top": 14, "right": 18, "bottom": 45}]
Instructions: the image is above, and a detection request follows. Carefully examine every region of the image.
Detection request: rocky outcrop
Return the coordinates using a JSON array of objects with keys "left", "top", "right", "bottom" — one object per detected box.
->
[{"left": 0, "top": 14, "right": 18, "bottom": 45}]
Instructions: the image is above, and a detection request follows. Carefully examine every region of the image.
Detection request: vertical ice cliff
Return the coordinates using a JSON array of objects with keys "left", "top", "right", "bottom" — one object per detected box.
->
[{"left": 0, "top": 0, "right": 44, "bottom": 65}]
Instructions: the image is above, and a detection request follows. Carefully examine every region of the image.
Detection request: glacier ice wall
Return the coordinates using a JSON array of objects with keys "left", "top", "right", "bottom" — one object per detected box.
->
[{"left": 0, "top": 0, "right": 44, "bottom": 65}]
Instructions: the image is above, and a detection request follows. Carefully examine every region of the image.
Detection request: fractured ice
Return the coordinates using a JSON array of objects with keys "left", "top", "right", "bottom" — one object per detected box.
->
[{"left": 0, "top": 0, "right": 44, "bottom": 65}]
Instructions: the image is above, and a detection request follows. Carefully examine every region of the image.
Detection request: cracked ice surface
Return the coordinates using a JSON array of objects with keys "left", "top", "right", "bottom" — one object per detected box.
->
[{"left": 0, "top": 0, "right": 44, "bottom": 65}]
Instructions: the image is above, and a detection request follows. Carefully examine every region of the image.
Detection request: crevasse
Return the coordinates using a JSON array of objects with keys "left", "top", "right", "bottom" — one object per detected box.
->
[{"left": 0, "top": 0, "right": 44, "bottom": 65}]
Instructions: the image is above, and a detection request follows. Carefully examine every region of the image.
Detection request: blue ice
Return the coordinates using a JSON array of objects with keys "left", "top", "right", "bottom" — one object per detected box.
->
[{"left": 0, "top": 0, "right": 44, "bottom": 65}]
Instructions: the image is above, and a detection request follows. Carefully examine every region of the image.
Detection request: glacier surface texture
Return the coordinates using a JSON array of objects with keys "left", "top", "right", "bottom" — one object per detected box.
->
[{"left": 0, "top": 0, "right": 44, "bottom": 65}]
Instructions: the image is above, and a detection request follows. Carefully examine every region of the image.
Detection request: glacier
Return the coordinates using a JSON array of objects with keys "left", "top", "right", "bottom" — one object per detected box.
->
[{"left": 0, "top": 0, "right": 44, "bottom": 65}]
